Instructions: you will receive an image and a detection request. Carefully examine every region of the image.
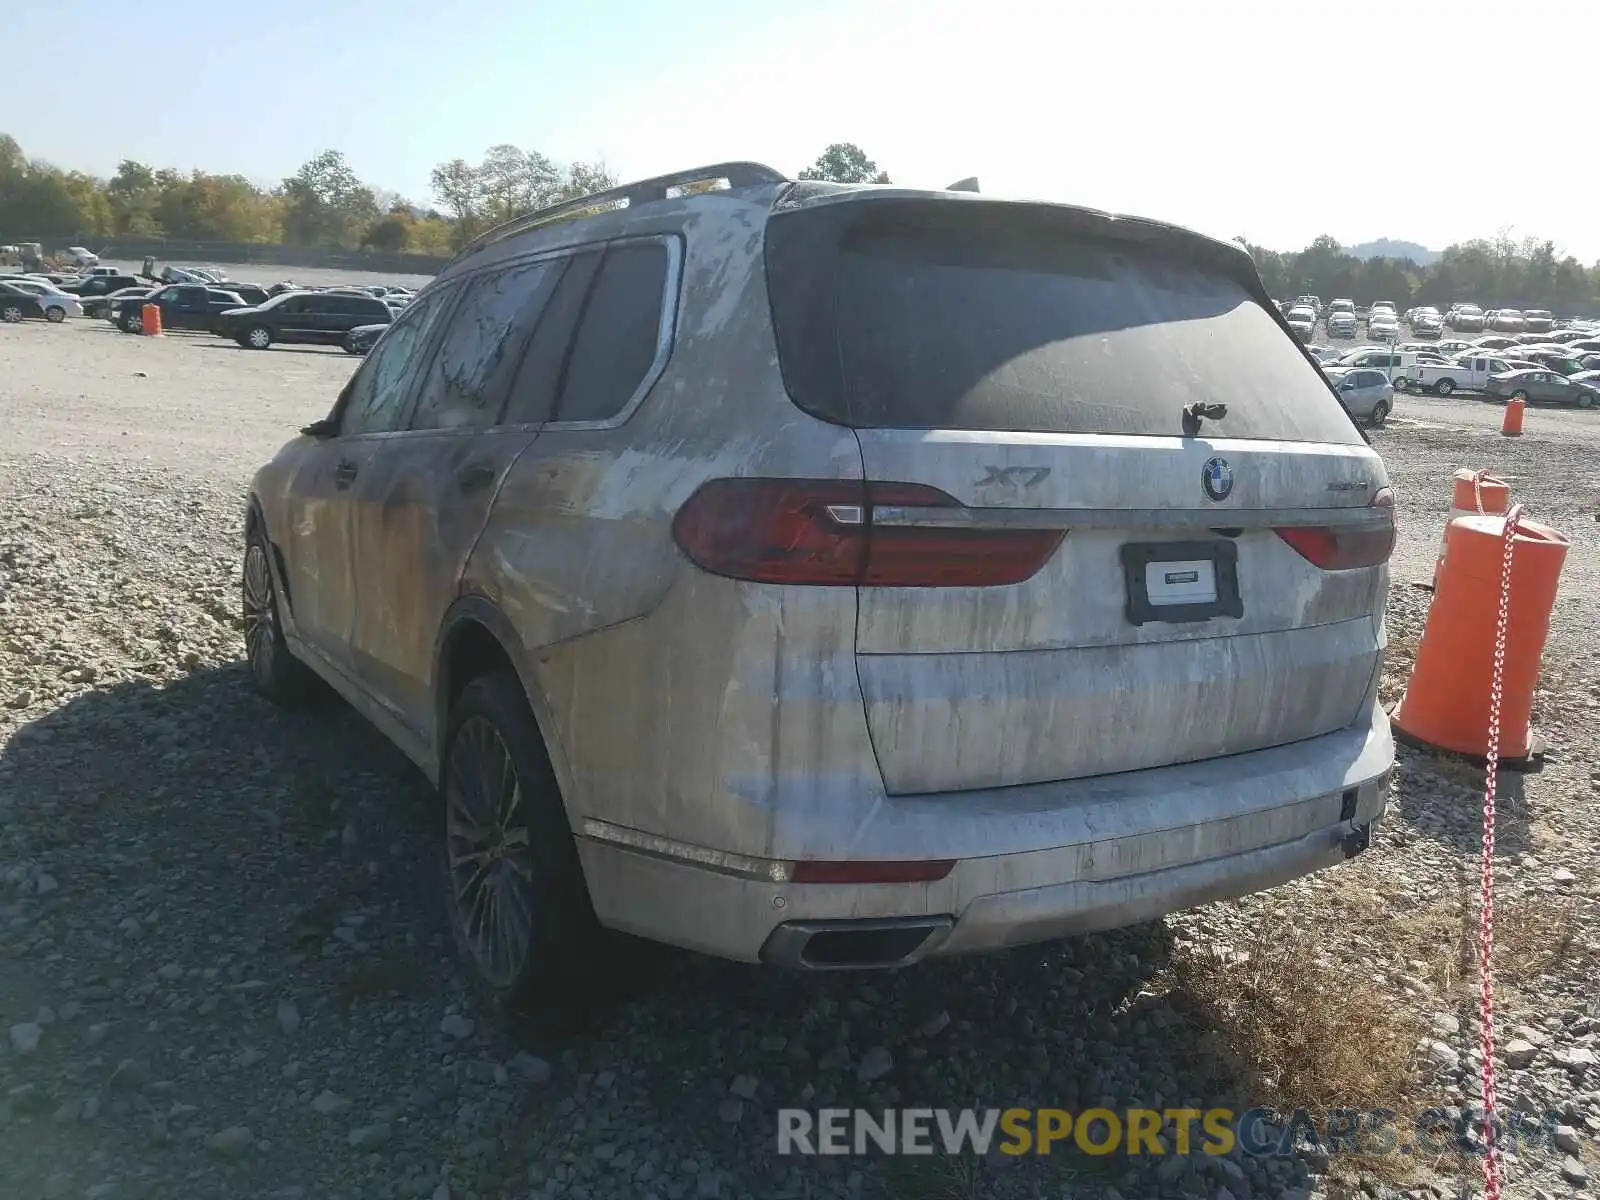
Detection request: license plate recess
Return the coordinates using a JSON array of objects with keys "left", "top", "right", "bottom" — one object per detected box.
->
[{"left": 1119, "top": 539, "right": 1244, "bottom": 627}]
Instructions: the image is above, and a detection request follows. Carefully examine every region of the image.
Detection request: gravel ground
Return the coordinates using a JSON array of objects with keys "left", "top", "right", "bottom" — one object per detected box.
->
[{"left": 1, "top": 316, "right": 1597, "bottom": 1200}]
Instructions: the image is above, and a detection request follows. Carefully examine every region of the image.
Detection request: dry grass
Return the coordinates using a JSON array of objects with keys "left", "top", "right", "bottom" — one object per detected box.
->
[
  {"left": 1377, "top": 633, "right": 1420, "bottom": 709},
  {"left": 1165, "top": 875, "right": 1598, "bottom": 1189},
  {"left": 883, "top": 1154, "right": 985, "bottom": 1200},
  {"left": 1168, "top": 936, "right": 1425, "bottom": 1120},
  {"left": 1495, "top": 896, "right": 1599, "bottom": 986}
]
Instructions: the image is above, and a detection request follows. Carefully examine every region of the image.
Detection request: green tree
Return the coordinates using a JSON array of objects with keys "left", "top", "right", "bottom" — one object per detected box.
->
[
  {"left": 797, "top": 142, "right": 890, "bottom": 184},
  {"left": 429, "top": 157, "right": 483, "bottom": 244},
  {"left": 281, "top": 150, "right": 378, "bottom": 246}
]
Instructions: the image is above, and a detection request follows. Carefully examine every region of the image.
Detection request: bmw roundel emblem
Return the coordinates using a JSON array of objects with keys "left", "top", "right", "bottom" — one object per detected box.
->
[{"left": 1201, "top": 456, "right": 1234, "bottom": 502}]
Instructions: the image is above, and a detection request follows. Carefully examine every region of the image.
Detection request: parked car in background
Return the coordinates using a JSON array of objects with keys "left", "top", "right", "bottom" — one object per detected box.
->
[
  {"left": 83, "top": 285, "right": 156, "bottom": 319},
  {"left": 1327, "top": 298, "right": 1355, "bottom": 317},
  {"left": 1523, "top": 309, "right": 1554, "bottom": 333},
  {"left": 239, "top": 165, "right": 1396, "bottom": 1000},
  {"left": 214, "top": 289, "right": 393, "bottom": 349},
  {"left": 1305, "top": 345, "right": 1344, "bottom": 364},
  {"left": 1285, "top": 305, "right": 1317, "bottom": 341},
  {"left": 1447, "top": 304, "right": 1486, "bottom": 332},
  {"left": 1544, "top": 329, "right": 1598, "bottom": 345},
  {"left": 1402, "top": 353, "right": 1525, "bottom": 395},
  {"left": 0, "top": 280, "right": 57, "bottom": 322},
  {"left": 1487, "top": 309, "right": 1526, "bottom": 332},
  {"left": 1472, "top": 334, "right": 1519, "bottom": 350},
  {"left": 1434, "top": 339, "right": 1474, "bottom": 356},
  {"left": 1324, "top": 367, "right": 1395, "bottom": 425},
  {"left": 64, "top": 246, "right": 99, "bottom": 268},
  {"left": 342, "top": 323, "right": 388, "bottom": 355},
  {"left": 114, "top": 284, "right": 249, "bottom": 333},
  {"left": 1327, "top": 310, "right": 1358, "bottom": 338},
  {"left": 1338, "top": 347, "right": 1424, "bottom": 380},
  {"left": 1410, "top": 308, "right": 1444, "bottom": 338},
  {"left": 1486, "top": 368, "right": 1598, "bottom": 407},
  {"left": 3, "top": 278, "right": 83, "bottom": 321},
  {"left": 1517, "top": 349, "right": 1587, "bottom": 375},
  {"left": 63, "top": 273, "right": 143, "bottom": 301},
  {"left": 1367, "top": 312, "right": 1400, "bottom": 341}
]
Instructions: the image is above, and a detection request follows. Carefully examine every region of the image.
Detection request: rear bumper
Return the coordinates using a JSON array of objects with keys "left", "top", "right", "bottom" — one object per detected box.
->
[{"left": 576, "top": 703, "right": 1394, "bottom": 968}]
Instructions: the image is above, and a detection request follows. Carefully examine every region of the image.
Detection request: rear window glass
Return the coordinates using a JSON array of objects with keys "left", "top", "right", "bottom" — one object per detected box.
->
[{"left": 764, "top": 201, "right": 1361, "bottom": 444}]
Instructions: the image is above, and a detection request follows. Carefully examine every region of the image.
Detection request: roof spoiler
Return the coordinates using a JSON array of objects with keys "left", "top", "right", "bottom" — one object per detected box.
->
[{"left": 448, "top": 161, "right": 789, "bottom": 266}]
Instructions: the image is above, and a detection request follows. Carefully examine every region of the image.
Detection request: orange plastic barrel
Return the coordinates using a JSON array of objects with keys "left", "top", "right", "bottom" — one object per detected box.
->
[
  {"left": 1449, "top": 469, "right": 1510, "bottom": 518},
  {"left": 1436, "top": 469, "right": 1510, "bottom": 581},
  {"left": 141, "top": 303, "right": 163, "bottom": 336},
  {"left": 1501, "top": 396, "right": 1524, "bottom": 436},
  {"left": 1393, "top": 513, "right": 1569, "bottom": 760}
]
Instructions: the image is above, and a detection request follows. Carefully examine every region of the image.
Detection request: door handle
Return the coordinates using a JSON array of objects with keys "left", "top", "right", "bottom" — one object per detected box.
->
[
  {"left": 333, "top": 459, "right": 359, "bottom": 489},
  {"left": 456, "top": 464, "right": 495, "bottom": 493}
]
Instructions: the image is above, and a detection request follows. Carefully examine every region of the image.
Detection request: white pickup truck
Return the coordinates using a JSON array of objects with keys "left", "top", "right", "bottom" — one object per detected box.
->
[{"left": 1399, "top": 353, "right": 1524, "bottom": 396}]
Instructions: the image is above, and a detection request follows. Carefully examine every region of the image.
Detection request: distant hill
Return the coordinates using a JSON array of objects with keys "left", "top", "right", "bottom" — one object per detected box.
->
[{"left": 1347, "top": 238, "right": 1439, "bottom": 266}]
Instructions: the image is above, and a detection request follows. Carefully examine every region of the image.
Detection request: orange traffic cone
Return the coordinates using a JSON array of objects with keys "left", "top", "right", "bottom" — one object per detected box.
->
[
  {"left": 1501, "top": 396, "right": 1524, "bottom": 436},
  {"left": 1392, "top": 512, "right": 1569, "bottom": 766},
  {"left": 141, "top": 303, "right": 163, "bottom": 336}
]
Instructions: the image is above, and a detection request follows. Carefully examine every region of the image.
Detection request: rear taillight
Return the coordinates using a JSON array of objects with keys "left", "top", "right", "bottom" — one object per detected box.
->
[
  {"left": 1274, "top": 489, "right": 1396, "bottom": 569},
  {"left": 671, "top": 478, "right": 1063, "bottom": 587}
]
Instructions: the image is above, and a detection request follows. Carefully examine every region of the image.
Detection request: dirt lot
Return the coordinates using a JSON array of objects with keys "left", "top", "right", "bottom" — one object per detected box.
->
[{"left": 1, "top": 316, "right": 1598, "bottom": 1200}]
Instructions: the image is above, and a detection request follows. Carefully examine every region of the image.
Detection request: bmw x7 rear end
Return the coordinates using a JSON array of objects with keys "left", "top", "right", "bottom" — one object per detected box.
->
[
  {"left": 244, "top": 166, "right": 1395, "bottom": 1009},
  {"left": 493, "top": 181, "right": 1391, "bottom": 974}
]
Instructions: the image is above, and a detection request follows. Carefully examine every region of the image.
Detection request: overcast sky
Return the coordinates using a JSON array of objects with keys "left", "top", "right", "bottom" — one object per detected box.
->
[{"left": 9, "top": 0, "right": 1597, "bottom": 261}]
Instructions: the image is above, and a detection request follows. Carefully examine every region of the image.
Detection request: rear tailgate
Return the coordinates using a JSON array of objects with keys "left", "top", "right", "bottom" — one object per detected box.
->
[{"left": 765, "top": 195, "right": 1391, "bottom": 796}]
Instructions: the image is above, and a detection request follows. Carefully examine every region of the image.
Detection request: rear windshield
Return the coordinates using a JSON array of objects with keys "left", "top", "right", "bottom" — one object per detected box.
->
[{"left": 764, "top": 200, "right": 1361, "bottom": 443}]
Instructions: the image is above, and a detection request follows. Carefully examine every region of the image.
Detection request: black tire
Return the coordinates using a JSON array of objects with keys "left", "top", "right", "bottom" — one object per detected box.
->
[
  {"left": 440, "top": 671, "right": 605, "bottom": 1023},
  {"left": 1577, "top": 391, "right": 1595, "bottom": 410},
  {"left": 1511, "top": 390, "right": 1529, "bottom": 404},
  {"left": 343, "top": 335, "right": 362, "bottom": 355},
  {"left": 119, "top": 312, "right": 141, "bottom": 334},
  {"left": 44, "top": 306, "right": 66, "bottom": 323},
  {"left": 1434, "top": 378, "right": 1455, "bottom": 396},
  {"left": 1, "top": 304, "right": 24, "bottom": 323},
  {"left": 244, "top": 324, "right": 273, "bottom": 350},
  {"left": 1368, "top": 398, "right": 1390, "bottom": 427},
  {"left": 241, "top": 527, "right": 319, "bottom": 707}
]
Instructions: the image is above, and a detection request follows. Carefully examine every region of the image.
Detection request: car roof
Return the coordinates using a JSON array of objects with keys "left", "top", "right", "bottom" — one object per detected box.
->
[{"left": 435, "top": 163, "right": 1267, "bottom": 303}]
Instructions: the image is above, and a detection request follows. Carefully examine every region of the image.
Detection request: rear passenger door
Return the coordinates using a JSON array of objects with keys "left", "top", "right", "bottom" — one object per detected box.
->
[
  {"left": 457, "top": 237, "right": 680, "bottom": 651},
  {"left": 346, "top": 252, "right": 598, "bottom": 737}
]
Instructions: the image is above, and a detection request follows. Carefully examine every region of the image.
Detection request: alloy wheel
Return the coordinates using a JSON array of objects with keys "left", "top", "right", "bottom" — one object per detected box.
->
[
  {"left": 445, "top": 716, "right": 535, "bottom": 989},
  {"left": 242, "top": 542, "right": 277, "bottom": 686}
]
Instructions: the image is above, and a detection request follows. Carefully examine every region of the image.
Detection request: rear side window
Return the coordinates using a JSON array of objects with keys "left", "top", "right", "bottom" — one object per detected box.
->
[
  {"left": 553, "top": 241, "right": 670, "bottom": 423},
  {"left": 408, "top": 259, "right": 561, "bottom": 432},
  {"left": 502, "top": 250, "right": 602, "bottom": 426},
  {"left": 765, "top": 200, "right": 1361, "bottom": 443}
]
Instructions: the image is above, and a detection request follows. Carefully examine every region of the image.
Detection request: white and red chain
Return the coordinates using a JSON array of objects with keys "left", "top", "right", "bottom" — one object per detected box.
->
[{"left": 1477, "top": 501, "right": 1522, "bottom": 1200}]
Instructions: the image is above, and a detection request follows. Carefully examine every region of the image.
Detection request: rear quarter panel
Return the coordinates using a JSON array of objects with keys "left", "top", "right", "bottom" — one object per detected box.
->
[{"left": 463, "top": 199, "right": 886, "bottom": 857}]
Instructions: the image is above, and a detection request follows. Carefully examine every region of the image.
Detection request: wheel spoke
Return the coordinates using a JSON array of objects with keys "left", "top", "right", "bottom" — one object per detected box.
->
[{"left": 490, "top": 867, "right": 531, "bottom": 973}]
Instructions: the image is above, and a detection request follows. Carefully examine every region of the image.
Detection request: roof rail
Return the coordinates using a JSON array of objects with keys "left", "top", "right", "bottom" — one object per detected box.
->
[{"left": 447, "top": 161, "right": 789, "bottom": 266}]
